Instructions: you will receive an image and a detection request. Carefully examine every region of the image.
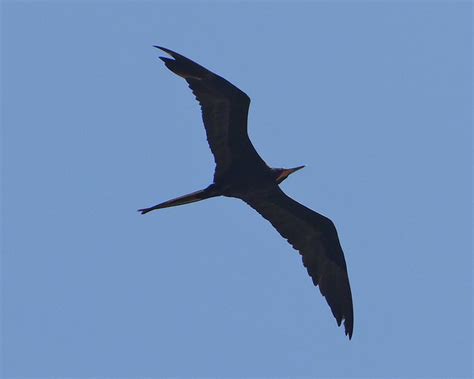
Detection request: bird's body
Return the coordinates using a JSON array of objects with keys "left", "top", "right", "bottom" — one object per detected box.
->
[{"left": 140, "top": 46, "right": 354, "bottom": 339}]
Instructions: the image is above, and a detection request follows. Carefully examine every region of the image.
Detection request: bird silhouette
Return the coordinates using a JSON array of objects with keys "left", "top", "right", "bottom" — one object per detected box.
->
[{"left": 139, "top": 46, "right": 354, "bottom": 339}]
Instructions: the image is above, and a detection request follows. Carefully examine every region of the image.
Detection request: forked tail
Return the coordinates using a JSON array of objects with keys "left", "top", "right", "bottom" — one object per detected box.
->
[{"left": 138, "top": 185, "right": 219, "bottom": 215}]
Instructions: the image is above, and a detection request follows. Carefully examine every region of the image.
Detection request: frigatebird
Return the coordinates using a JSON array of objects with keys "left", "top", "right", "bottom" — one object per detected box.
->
[{"left": 139, "top": 46, "right": 354, "bottom": 339}]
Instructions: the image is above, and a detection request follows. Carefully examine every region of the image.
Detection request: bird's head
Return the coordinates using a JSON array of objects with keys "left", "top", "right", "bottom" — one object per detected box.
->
[{"left": 272, "top": 165, "right": 305, "bottom": 184}]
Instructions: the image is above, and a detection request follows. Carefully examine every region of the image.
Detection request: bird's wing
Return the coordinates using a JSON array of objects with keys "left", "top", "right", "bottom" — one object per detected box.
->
[
  {"left": 242, "top": 186, "right": 354, "bottom": 339},
  {"left": 155, "top": 46, "right": 268, "bottom": 181}
]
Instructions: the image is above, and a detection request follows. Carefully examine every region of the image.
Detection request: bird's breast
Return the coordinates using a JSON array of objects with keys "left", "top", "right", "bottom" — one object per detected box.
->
[{"left": 214, "top": 165, "right": 275, "bottom": 199}]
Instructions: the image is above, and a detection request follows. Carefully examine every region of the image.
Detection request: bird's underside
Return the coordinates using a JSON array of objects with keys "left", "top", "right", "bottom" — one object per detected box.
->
[{"left": 139, "top": 46, "right": 354, "bottom": 339}]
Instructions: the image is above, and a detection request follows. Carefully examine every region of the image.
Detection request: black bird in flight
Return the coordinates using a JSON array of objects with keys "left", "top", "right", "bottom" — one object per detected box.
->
[{"left": 139, "top": 46, "right": 354, "bottom": 339}]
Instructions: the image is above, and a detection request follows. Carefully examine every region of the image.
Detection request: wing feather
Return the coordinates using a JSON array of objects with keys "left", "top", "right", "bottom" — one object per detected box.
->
[
  {"left": 155, "top": 46, "right": 268, "bottom": 181},
  {"left": 243, "top": 187, "right": 354, "bottom": 339}
]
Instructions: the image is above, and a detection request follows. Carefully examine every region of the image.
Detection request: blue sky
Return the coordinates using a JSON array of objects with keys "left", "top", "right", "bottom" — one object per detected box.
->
[{"left": 2, "top": 1, "right": 472, "bottom": 378}]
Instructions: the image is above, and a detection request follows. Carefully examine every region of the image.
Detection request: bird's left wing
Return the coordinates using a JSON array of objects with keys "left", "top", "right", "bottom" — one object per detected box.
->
[{"left": 242, "top": 187, "right": 354, "bottom": 339}]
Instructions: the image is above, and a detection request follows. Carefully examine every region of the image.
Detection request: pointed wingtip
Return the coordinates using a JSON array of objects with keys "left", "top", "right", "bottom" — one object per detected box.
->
[
  {"left": 153, "top": 45, "right": 175, "bottom": 58},
  {"left": 346, "top": 328, "right": 353, "bottom": 340},
  {"left": 345, "top": 318, "right": 353, "bottom": 340}
]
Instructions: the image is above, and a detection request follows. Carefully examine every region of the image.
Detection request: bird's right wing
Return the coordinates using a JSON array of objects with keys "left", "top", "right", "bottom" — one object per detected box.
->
[
  {"left": 242, "top": 187, "right": 354, "bottom": 339},
  {"left": 155, "top": 46, "right": 268, "bottom": 181}
]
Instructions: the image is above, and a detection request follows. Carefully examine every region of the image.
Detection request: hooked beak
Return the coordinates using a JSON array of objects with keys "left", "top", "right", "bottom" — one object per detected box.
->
[
  {"left": 289, "top": 165, "right": 305, "bottom": 173},
  {"left": 276, "top": 165, "right": 305, "bottom": 183}
]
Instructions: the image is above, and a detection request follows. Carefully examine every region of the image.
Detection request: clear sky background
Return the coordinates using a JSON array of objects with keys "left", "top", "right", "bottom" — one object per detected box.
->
[{"left": 1, "top": 1, "right": 472, "bottom": 378}]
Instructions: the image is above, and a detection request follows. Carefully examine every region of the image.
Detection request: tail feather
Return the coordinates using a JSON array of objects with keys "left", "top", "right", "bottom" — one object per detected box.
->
[{"left": 138, "top": 187, "right": 219, "bottom": 215}]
